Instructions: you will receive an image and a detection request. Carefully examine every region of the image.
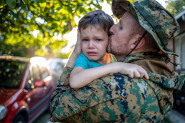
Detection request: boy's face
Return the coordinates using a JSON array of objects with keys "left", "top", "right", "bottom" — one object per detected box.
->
[{"left": 80, "top": 26, "right": 109, "bottom": 63}]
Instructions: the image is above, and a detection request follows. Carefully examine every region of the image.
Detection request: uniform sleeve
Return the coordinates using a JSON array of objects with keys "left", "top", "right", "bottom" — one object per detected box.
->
[
  {"left": 58, "top": 66, "right": 73, "bottom": 86},
  {"left": 50, "top": 73, "right": 146, "bottom": 122},
  {"left": 50, "top": 80, "right": 92, "bottom": 122},
  {"left": 50, "top": 74, "right": 118, "bottom": 122},
  {"left": 148, "top": 72, "right": 185, "bottom": 91},
  {"left": 50, "top": 73, "right": 170, "bottom": 122}
]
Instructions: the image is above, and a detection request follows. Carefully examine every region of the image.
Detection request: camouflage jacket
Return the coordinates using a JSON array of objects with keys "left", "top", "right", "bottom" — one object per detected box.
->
[{"left": 50, "top": 52, "right": 185, "bottom": 123}]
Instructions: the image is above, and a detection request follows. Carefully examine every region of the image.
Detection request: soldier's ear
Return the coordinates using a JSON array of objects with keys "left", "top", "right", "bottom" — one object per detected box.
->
[{"left": 130, "top": 34, "right": 145, "bottom": 50}]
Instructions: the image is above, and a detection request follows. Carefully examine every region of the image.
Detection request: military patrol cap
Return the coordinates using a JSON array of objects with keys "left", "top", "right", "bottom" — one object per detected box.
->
[{"left": 112, "top": 0, "right": 180, "bottom": 55}]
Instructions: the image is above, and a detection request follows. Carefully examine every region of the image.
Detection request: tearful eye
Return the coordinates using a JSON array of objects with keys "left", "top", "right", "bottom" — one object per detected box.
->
[
  {"left": 82, "top": 39, "right": 89, "bottom": 42},
  {"left": 96, "top": 39, "right": 103, "bottom": 41}
]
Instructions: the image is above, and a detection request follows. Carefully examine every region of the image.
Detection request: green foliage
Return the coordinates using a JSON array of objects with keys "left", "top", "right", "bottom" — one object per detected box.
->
[
  {"left": 128, "top": 0, "right": 137, "bottom": 3},
  {"left": 166, "top": 0, "right": 185, "bottom": 15},
  {"left": 0, "top": 0, "right": 111, "bottom": 58}
]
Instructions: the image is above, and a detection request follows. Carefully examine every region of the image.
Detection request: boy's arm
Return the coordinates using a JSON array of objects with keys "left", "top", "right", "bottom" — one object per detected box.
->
[{"left": 70, "top": 62, "right": 149, "bottom": 88}]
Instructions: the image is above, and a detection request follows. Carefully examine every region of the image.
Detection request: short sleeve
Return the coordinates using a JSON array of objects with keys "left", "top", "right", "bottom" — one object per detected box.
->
[{"left": 74, "top": 53, "right": 89, "bottom": 69}]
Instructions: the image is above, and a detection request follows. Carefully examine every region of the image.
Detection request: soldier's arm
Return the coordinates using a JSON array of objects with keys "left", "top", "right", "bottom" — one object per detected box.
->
[
  {"left": 58, "top": 66, "right": 73, "bottom": 85},
  {"left": 50, "top": 71, "right": 185, "bottom": 122},
  {"left": 58, "top": 31, "right": 81, "bottom": 85},
  {"left": 57, "top": 53, "right": 77, "bottom": 85},
  {"left": 50, "top": 73, "right": 145, "bottom": 122},
  {"left": 147, "top": 72, "right": 185, "bottom": 91},
  {"left": 50, "top": 78, "right": 94, "bottom": 122}
]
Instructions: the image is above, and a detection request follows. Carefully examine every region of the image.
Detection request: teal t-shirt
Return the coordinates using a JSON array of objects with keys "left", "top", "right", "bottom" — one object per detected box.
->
[
  {"left": 74, "top": 53, "right": 117, "bottom": 69},
  {"left": 74, "top": 53, "right": 103, "bottom": 69}
]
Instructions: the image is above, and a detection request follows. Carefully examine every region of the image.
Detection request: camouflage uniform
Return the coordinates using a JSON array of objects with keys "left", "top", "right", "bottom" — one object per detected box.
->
[
  {"left": 50, "top": 0, "right": 185, "bottom": 122},
  {"left": 50, "top": 52, "right": 185, "bottom": 122}
]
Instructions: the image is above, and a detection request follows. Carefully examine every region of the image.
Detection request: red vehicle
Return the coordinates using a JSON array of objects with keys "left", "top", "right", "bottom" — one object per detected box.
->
[{"left": 0, "top": 56, "right": 55, "bottom": 123}]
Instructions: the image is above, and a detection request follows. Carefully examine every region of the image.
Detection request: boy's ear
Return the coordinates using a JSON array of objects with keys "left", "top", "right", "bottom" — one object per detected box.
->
[{"left": 130, "top": 34, "right": 145, "bottom": 50}]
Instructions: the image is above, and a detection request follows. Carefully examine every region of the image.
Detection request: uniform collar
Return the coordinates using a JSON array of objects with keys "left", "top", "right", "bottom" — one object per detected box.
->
[{"left": 120, "top": 52, "right": 170, "bottom": 63}]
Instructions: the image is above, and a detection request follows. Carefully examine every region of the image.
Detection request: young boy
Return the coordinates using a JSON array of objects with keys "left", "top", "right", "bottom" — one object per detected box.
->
[{"left": 66, "top": 10, "right": 148, "bottom": 88}]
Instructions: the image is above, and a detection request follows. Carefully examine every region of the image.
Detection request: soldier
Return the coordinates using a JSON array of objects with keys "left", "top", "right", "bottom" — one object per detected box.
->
[
  {"left": 50, "top": 0, "right": 185, "bottom": 122},
  {"left": 68, "top": 10, "right": 148, "bottom": 89}
]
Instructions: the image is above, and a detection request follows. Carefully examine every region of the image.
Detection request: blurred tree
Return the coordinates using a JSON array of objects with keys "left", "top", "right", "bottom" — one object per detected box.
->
[
  {"left": 0, "top": 0, "right": 111, "bottom": 58},
  {"left": 166, "top": 0, "right": 185, "bottom": 15}
]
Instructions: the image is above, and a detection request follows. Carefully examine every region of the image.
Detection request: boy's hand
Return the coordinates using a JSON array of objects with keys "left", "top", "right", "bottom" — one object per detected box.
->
[
  {"left": 117, "top": 63, "right": 149, "bottom": 79},
  {"left": 73, "top": 30, "right": 81, "bottom": 55}
]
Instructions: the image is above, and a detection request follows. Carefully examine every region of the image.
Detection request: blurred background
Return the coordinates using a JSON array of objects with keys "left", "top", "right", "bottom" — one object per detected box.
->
[{"left": 0, "top": 0, "right": 185, "bottom": 122}]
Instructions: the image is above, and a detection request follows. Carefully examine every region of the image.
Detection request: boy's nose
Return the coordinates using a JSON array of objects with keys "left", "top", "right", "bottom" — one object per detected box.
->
[{"left": 88, "top": 41, "right": 95, "bottom": 48}]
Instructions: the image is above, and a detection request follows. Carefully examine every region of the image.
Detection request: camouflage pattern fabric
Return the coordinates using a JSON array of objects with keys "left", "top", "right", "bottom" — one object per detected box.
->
[
  {"left": 59, "top": 66, "right": 72, "bottom": 86},
  {"left": 112, "top": 0, "right": 180, "bottom": 55},
  {"left": 50, "top": 52, "right": 185, "bottom": 122}
]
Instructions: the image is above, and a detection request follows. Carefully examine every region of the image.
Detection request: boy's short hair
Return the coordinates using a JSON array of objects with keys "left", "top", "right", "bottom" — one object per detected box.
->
[{"left": 78, "top": 10, "right": 114, "bottom": 36}]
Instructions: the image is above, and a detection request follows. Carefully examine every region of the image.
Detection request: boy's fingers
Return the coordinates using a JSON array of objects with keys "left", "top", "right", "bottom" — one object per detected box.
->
[
  {"left": 137, "top": 66, "right": 149, "bottom": 79},
  {"left": 137, "top": 68, "right": 144, "bottom": 77},
  {"left": 144, "top": 73, "right": 149, "bottom": 79},
  {"left": 141, "top": 70, "right": 149, "bottom": 79},
  {"left": 128, "top": 72, "right": 134, "bottom": 78},
  {"left": 142, "top": 69, "right": 149, "bottom": 79},
  {"left": 134, "top": 71, "right": 141, "bottom": 78}
]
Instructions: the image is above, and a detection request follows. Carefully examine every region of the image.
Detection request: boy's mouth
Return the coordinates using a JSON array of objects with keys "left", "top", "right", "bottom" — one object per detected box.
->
[{"left": 87, "top": 52, "right": 97, "bottom": 56}]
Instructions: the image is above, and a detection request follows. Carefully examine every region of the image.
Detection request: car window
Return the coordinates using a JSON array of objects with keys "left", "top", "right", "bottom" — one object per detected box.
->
[
  {"left": 25, "top": 70, "right": 34, "bottom": 91},
  {"left": 30, "top": 65, "right": 41, "bottom": 82},
  {"left": 0, "top": 60, "right": 28, "bottom": 89}
]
